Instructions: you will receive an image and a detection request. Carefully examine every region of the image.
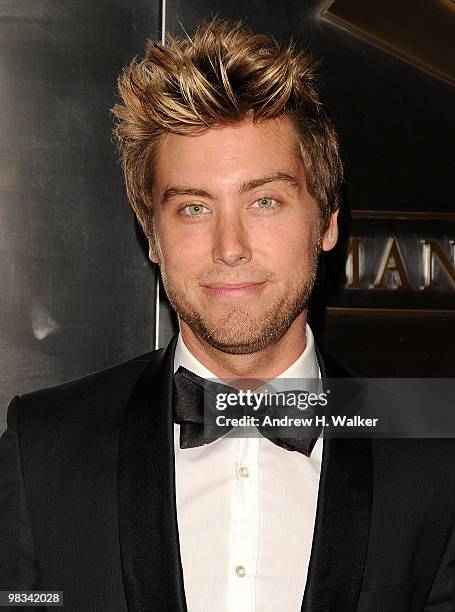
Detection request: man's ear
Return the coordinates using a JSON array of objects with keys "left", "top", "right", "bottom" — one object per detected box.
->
[
  {"left": 147, "top": 221, "right": 161, "bottom": 264},
  {"left": 322, "top": 209, "right": 339, "bottom": 252},
  {"left": 148, "top": 236, "right": 160, "bottom": 264}
]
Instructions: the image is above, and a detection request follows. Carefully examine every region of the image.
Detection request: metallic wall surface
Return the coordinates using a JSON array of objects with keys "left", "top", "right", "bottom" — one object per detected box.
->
[{"left": 0, "top": 1, "right": 161, "bottom": 429}]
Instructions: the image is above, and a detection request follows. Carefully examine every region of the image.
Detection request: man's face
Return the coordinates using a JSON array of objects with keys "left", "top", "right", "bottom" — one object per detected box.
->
[{"left": 150, "top": 116, "right": 338, "bottom": 354}]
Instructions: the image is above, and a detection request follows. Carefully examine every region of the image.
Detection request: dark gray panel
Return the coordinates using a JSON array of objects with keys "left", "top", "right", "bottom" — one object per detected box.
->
[{"left": 1, "top": 1, "right": 161, "bottom": 428}]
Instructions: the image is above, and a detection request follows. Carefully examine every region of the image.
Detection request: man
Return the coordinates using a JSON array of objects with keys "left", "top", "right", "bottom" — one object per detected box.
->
[{"left": 1, "top": 18, "right": 454, "bottom": 612}]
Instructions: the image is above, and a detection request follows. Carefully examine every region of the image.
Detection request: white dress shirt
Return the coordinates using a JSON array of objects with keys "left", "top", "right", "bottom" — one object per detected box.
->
[{"left": 173, "top": 324, "right": 323, "bottom": 612}]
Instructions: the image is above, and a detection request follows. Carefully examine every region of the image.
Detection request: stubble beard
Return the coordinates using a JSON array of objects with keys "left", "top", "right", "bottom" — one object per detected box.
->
[{"left": 159, "top": 250, "right": 321, "bottom": 356}]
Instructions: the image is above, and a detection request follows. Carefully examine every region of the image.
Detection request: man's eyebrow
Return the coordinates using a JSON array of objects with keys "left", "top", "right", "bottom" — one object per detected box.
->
[
  {"left": 239, "top": 172, "right": 301, "bottom": 193},
  {"left": 161, "top": 172, "right": 300, "bottom": 204},
  {"left": 161, "top": 186, "right": 215, "bottom": 205}
]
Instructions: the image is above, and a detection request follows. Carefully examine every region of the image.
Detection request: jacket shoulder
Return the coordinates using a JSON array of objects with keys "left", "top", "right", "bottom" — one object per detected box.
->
[{"left": 10, "top": 349, "right": 165, "bottom": 432}]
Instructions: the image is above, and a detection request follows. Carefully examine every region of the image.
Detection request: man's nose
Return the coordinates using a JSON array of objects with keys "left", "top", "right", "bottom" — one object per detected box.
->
[{"left": 212, "top": 212, "right": 252, "bottom": 266}]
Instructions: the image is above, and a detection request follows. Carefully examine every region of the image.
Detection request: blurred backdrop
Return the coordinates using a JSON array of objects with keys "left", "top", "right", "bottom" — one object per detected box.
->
[{"left": 1, "top": 0, "right": 454, "bottom": 430}]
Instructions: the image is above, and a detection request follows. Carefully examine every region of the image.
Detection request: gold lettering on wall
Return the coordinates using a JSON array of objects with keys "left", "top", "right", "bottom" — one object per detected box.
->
[
  {"left": 373, "top": 238, "right": 411, "bottom": 289},
  {"left": 343, "top": 236, "right": 454, "bottom": 290},
  {"left": 421, "top": 239, "right": 455, "bottom": 288},
  {"left": 345, "top": 237, "right": 363, "bottom": 288}
]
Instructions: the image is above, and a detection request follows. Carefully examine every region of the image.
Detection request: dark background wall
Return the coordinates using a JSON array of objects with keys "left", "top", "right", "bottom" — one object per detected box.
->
[
  {"left": 0, "top": 1, "right": 161, "bottom": 429},
  {"left": 1, "top": 0, "right": 454, "bottom": 430}
]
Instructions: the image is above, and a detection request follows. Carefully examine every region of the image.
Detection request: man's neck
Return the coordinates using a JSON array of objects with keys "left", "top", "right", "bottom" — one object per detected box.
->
[{"left": 178, "top": 313, "right": 308, "bottom": 380}]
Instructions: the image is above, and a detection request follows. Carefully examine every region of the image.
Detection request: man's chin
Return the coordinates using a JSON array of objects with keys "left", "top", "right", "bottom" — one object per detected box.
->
[
  {"left": 198, "top": 336, "right": 271, "bottom": 355},
  {"left": 171, "top": 283, "right": 312, "bottom": 354},
  {"left": 181, "top": 317, "right": 290, "bottom": 355}
]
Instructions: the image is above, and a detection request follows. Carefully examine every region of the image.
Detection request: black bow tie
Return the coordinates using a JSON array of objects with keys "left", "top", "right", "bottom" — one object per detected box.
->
[{"left": 173, "top": 366, "right": 320, "bottom": 457}]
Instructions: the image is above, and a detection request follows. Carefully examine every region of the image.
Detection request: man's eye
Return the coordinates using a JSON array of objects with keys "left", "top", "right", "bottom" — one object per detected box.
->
[
  {"left": 251, "top": 197, "right": 279, "bottom": 210},
  {"left": 180, "top": 204, "right": 210, "bottom": 216}
]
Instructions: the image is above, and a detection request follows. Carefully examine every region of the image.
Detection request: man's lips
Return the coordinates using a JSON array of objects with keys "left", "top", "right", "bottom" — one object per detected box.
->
[{"left": 201, "top": 281, "right": 267, "bottom": 297}]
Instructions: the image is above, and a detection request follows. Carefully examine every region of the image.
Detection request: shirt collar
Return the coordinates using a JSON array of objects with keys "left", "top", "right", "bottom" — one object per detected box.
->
[{"left": 173, "top": 323, "right": 320, "bottom": 381}]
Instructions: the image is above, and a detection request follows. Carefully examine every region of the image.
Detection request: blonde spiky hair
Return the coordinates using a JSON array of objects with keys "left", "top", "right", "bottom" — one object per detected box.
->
[{"left": 112, "top": 18, "right": 343, "bottom": 236}]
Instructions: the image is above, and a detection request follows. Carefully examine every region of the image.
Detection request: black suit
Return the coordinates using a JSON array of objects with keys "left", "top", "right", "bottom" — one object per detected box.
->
[{"left": 1, "top": 332, "right": 455, "bottom": 611}]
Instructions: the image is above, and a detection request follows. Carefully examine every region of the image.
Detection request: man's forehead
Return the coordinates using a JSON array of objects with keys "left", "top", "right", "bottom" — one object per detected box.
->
[
  {"left": 161, "top": 115, "right": 298, "bottom": 151},
  {"left": 154, "top": 116, "right": 305, "bottom": 190}
]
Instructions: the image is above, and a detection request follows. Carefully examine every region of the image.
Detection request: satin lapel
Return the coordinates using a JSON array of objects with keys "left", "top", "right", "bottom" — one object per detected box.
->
[
  {"left": 301, "top": 345, "right": 373, "bottom": 612},
  {"left": 118, "top": 332, "right": 187, "bottom": 612}
]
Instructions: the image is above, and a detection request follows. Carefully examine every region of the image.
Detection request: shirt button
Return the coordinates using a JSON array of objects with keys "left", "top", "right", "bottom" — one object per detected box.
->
[
  {"left": 238, "top": 466, "right": 250, "bottom": 478},
  {"left": 235, "top": 565, "right": 246, "bottom": 577}
]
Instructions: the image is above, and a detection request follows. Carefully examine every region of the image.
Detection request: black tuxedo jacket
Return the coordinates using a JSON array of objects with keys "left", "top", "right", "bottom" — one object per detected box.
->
[{"left": 1, "top": 333, "right": 455, "bottom": 611}]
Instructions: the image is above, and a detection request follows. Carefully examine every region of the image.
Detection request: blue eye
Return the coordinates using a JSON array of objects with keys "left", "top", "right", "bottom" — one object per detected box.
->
[
  {"left": 181, "top": 204, "right": 209, "bottom": 216},
  {"left": 252, "top": 197, "right": 279, "bottom": 210}
]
